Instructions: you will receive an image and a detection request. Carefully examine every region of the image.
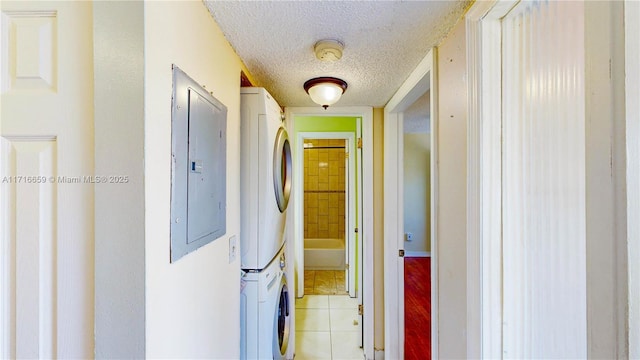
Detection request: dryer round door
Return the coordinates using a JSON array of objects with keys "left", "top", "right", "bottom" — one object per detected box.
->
[
  {"left": 273, "top": 273, "right": 290, "bottom": 359},
  {"left": 273, "top": 127, "right": 292, "bottom": 213}
]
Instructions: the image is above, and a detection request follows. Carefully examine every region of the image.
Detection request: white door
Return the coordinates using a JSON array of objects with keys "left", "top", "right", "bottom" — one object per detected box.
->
[{"left": 1, "top": 1, "right": 94, "bottom": 358}]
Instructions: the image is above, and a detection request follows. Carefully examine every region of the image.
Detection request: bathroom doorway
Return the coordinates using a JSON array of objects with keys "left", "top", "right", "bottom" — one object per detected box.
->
[
  {"left": 300, "top": 134, "right": 358, "bottom": 298},
  {"left": 302, "top": 138, "right": 352, "bottom": 296},
  {"left": 294, "top": 131, "right": 363, "bottom": 359}
]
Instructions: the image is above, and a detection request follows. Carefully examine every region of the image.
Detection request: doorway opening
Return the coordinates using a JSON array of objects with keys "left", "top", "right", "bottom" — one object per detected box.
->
[
  {"left": 295, "top": 131, "right": 362, "bottom": 360},
  {"left": 285, "top": 108, "right": 374, "bottom": 360},
  {"left": 402, "top": 92, "right": 432, "bottom": 359},
  {"left": 302, "top": 138, "right": 354, "bottom": 297},
  {"left": 383, "top": 48, "right": 438, "bottom": 359}
]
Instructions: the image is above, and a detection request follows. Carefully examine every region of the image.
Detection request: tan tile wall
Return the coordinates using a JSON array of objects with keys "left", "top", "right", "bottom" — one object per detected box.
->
[{"left": 304, "top": 139, "right": 346, "bottom": 239}]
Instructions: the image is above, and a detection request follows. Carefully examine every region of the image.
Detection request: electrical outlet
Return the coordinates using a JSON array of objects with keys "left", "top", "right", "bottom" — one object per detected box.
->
[
  {"left": 405, "top": 232, "right": 413, "bottom": 242},
  {"left": 229, "top": 235, "right": 237, "bottom": 263}
]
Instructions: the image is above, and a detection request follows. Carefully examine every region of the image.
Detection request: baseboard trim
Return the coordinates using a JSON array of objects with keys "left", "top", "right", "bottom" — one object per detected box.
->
[
  {"left": 404, "top": 251, "right": 431, "bottom": 257},
  {"left": 374, "top": 349, "right": 385, "bottom": 360}
]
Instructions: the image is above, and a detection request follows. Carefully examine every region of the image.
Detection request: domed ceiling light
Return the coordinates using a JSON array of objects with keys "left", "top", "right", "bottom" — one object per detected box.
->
[
  {"left": 304, "top": 77, "right": 348, "bottom": 110},
  {"left": 304, "top": 39, "right": 348, "bottom": 109}
]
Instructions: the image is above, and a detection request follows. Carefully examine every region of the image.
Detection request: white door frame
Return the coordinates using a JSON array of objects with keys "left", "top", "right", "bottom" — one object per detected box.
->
[
  {"left": 285, "top": 106, "right": 374, "bottom": 360},
  {"left": 383, "top": 48, "right": 437, "bottom": 359},
  {"left": 465, "top": 1, "right": 515, "bottom": 357},
  {"left": 296, "top": 131, "right": 357, "bottom": 298}
]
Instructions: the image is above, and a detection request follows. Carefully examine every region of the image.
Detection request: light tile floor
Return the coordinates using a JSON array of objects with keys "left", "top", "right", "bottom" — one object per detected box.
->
[
  {"left": 295, "top": 295, "right": 364, "bottom": 360},
  {"left": 304, "top": 270, "right": 348, "bottom": 295}
]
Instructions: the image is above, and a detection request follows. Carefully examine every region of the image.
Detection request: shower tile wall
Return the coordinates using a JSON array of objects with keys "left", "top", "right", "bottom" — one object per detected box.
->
[{"left": 304, "top": 139, "right": 346, "bottom": 239}]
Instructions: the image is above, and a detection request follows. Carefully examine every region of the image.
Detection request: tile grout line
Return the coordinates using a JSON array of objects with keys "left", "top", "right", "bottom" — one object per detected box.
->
[{"left": 330, "top": 296, "right": 336, "bottom": 360}]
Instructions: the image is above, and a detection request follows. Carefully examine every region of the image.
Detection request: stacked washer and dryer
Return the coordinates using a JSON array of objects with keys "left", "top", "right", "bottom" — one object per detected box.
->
[{"left": 239, "top": 87, "right": 292, "bottom": 360}]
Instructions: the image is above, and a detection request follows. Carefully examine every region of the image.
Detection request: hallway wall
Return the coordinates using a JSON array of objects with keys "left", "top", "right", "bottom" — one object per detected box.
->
[
  {"left": 94, "top": 2, "right": 145, "bottom": 357},
  {"left": 144, "top": 1, "right": 249, "bottom": 357},
  {"left": 584, "top": 2, "right": 628, "bottom": 356},
  {"left": 435, "top": 17, "right": 468, "bottom": 359}
]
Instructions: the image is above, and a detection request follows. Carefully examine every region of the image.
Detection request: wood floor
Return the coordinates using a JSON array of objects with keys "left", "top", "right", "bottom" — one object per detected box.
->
[{"left": 404, "top": 257, "right": 431, "bottom": 359}]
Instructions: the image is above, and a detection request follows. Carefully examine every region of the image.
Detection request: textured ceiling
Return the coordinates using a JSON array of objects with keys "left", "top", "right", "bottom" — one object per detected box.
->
[{"left": 204, "top": 1, "right": 469, "bottom": 108}]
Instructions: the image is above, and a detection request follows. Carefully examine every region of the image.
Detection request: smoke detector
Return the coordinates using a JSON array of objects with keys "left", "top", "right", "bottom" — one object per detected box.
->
[{"left": 314, "top": 39, "right": 344, "bottom": 62}]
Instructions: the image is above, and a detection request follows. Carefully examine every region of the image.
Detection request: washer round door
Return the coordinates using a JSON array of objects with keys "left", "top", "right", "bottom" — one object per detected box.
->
[
  {"left": 273, "top": 127, "right": 292, "bottom": 213},
  {"left": 273, "top": 273, "right": 290, "bottom": 359}
]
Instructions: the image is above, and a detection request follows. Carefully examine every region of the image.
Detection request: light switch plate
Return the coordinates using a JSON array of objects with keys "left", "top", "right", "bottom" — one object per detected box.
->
[{"left": 229, "top": 235, "right": 237, "bottom": 263}]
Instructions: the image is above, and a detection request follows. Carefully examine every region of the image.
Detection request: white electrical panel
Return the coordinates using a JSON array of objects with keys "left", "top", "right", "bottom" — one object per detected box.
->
[{"left": 170, "top": 65, "right": 227, "bottom": 262}]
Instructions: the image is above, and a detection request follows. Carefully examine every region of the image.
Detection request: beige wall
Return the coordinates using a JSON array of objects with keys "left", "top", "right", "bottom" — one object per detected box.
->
[
  {"left": 436, "top": 18, "right": 468, "bottom": 359},
  {"left": 144, "top": 1, "right": 245, "bottom": 357},
  {"left": 625, "top": 1, "right": 640, "bottom": 357},
  {"left": 304, "top": 139, "right": 346, "bottom": 239},
  {"left": 584, "top": 1, "right": 628, "bottom": 356},
  {"left": 373, "top": 107, "right": 385, "bottom": 350},
  {"left": 93, "top": 1, "right": 145, "bottom": 357},
  {"left": 403, "top": 133, "right": 431, "bottom": 253}
]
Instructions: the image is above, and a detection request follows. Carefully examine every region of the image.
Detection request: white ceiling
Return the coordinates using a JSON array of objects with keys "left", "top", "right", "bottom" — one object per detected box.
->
[{"left": 204, "top": 1, "right": 469, "bottom": 108}]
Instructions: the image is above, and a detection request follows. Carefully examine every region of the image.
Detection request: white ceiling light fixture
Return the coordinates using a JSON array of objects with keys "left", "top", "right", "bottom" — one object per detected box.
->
[
  {"left": 314, "top": 39, "right": 344, "bottom": 62},
  {"left": 304, "top": 77, "right": 348, "bottom": 109}
]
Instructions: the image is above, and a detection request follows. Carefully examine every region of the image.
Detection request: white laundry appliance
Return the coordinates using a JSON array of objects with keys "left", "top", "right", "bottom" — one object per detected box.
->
[
  {"left": 240, "top": 87, "right": 292, "bottom": 271},
  {"left": 241, "top": 246, "right": 291, "bottom": 360}
]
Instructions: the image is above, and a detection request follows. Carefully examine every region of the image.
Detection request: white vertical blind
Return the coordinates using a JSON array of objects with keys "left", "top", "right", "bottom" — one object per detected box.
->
[{"left": 501, "top": 1, "right": 587, "bottom": 358}]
